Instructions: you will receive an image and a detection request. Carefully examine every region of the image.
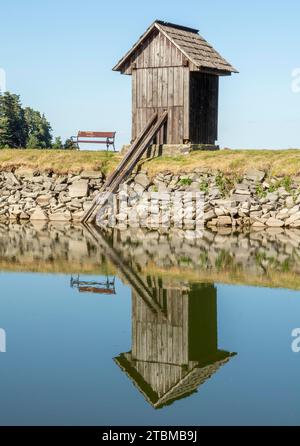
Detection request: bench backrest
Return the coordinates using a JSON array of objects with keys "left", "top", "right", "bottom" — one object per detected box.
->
[{"left": 78, "top": 131, "right": 115, "bottom": 138}]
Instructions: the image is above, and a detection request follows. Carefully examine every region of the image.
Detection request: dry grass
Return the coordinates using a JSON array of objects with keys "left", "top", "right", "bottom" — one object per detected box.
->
[
  {"left": 1, "top": 148, "right": 300, "bottom": 177},
  {"left": 0, "top": 259, "right": 115, "bottom": 275},
  {"left": 140, "top": 149, "right": 300, "bottom": 178},
  {"left": 139, "top": 264, "right": 300, "bottom": 291},
  {"left": 0, "top": 149, "right": 121, "bottom": 174}
]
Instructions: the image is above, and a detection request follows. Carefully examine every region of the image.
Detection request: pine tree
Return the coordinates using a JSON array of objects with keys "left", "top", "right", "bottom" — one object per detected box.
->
[
  {"left": 64, "top": 137, "right": 77, "bottom": 150},
  {"left": 0, "top": 92, "right": 28, "bottom": 148},
  {"left": 24, "top": 107, "right": 52, "bottom": 148},
  {"left": 52, "top": 136, "right": 63, "bottom": 149}
]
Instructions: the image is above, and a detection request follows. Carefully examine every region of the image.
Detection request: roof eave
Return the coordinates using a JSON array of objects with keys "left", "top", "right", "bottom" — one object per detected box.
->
[
  {"left": 196, "top": 66, "right": 238, "bottom": 76},
  {"left": 112, "top": 21, "right": 159, "bottom": 72},
  {"left": 112, "top": 21, "right": 239, "bottom": 76}
]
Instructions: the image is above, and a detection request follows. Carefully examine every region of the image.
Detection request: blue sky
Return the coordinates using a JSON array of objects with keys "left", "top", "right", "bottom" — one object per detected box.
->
[{"left": 0, "top": 0, "right": 299, "bottom": 149}]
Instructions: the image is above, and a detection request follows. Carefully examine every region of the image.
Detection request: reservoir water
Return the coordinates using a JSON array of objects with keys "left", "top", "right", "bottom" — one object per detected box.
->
[{"left": 0, "top": 222, "right": 300, "bottom": 425}]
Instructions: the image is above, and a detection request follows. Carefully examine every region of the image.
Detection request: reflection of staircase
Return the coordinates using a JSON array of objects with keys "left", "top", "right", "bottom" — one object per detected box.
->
[
  {"left": 83, "top": 224, "right": 166, "bottom": 318},
  {"left": 83, "top": 225, "right": 237, "bottom": 408},
  {"left": 81, "top": 111, "right": 168, "bottom": 223}
]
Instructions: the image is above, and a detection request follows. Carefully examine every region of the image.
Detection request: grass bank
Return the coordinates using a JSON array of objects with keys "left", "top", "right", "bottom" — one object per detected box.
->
[
  {"left": 0, "top": 149, "right": 120, "bottom": 175},
  {"left": 1, "top": 148, "right": 300, "bottom": 177},
  {"left": 142, "top": 149, "right": 300, "bottom": 177}
]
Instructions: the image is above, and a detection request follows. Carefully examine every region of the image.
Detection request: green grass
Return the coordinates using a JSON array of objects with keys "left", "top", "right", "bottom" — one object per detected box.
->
[{"left": 179, "top": 177, "right": 193, "bottom": 186}]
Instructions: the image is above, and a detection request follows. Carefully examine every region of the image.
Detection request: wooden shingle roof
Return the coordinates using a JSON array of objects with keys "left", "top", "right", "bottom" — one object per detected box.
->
[
  {"left": 114, "top": 351, "right": 236, "bottom": 409},
  {"left": 113, "top": 20, "right": 238, "bottom": 75}
]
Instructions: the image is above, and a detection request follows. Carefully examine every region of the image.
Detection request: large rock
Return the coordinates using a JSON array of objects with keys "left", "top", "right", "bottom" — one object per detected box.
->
[
  {"left": 116, "top": 212, "right": 128, "bottom": 221},
  {"left": 235, "top": 188, "right": 250, "bottom": 195},
  {"left": 134, "top": 173, "right": 151, "bottom": 188},
  {"left": 285, "top": 196, "right": 295, "bottom": 208},
  {"left": 71, "top": 210, "right": 84, "bottom": 221},
  {"left": 54, "top": 184, "right": 68, "bottom": 193},
  {"left": 290, "top": 220, "right": 300, "bottom": 228},
  {"left": 7, "top": 172, "right": 21, "bottom": 185},
  {"left": 68, "top": 180, "right": 88, "bottom": 198},
  {"left": 265, "top": 192, "right": 278, "bottom": 203},
  {"left": 48, "top": 211, "right": 71, "bottom": 221},
  {"left": 14, "top": 167, "right": 35, "bottom": 179},
  {"left": 217, "top": 216, "right": 232, "bottom": 226},
  {"left": 30, "top": 207, "right": 48, "bottom": 220},
  {"left": 252, "top": 221, "right": 266, "bottom": 227},
  {"left": 245, "top": 168, "right": 265, "bottom": 182},
  {"left": 204, "top": 210, "right": 216, "bottom": 222},
  {"left": 80, "top": 170, "right": 102, "bottom": 179},
  {"left": 285, "top": 212, "right": 300, "bottom": 226},
  {"left": 133, "top": 183, "right": 146, "bottom": 195},
  {"left": 266, "top": 217, "right": 284, "bottom": 227},
  {"left": 36, "top": 194, "right": 52, "bottom": 206},
  {"left": 231, "top": 194, "right": 251, "bottom": 203},
  {"left": 19, "top": 211, "right": 30, "bottom": 220}
]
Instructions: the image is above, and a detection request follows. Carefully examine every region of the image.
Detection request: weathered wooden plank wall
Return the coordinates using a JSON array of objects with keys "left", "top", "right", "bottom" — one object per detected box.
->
[
  {"left": 131, "top": 286, "right": 189, "bottom": 397},
  {"left": 132, "top": 287, "right": 189, "bottom": 366},
  {"left": 130, "top": 30, "right": 190, "bottom": 144},
  {"left": 128, "top": 29, "right": 218, "bottom": 145}
]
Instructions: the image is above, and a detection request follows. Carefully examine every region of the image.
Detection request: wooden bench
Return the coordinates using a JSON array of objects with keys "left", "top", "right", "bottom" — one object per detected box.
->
[{"left": 72, "top": 131, "right": 116, "bottom": 151}]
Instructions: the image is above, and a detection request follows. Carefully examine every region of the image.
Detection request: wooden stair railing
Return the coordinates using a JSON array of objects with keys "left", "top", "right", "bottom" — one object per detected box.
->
[{"left": 81, "top": 111, "right": 168, "bottom": 223}]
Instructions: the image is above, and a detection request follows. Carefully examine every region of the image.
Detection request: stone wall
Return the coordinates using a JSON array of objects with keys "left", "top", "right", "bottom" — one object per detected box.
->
[
  {"left": 0, "top": 168, "right": 104, "bottom": 221},
  {"left": 99, "top": 168, "right": 300, "bottom": 229},
  {"left": 2, "top": 166, "right": 300, "bottom": 228}
]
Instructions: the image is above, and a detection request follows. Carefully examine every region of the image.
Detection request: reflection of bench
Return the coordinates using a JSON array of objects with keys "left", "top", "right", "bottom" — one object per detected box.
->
[
  {"left": 70, "top": 275, "right": 116, "bottom": 295},
  {"left": 72, "top": 131, "right": 116, "bottom": 151},
  {"left": 77, "top": 286, "right": 115, "bottom": 295}
]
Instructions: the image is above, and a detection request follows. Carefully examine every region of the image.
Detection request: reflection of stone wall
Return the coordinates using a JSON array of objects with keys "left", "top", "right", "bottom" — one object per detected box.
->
[
  {"left": 108, "top": 227, "right": 300, "bottom": 287},
  {"left": 0, "top": 222, "right": 110, "bottom": 274}
]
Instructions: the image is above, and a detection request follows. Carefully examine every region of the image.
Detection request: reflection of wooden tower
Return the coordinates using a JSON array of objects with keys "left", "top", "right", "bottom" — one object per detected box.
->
[{"left": 115, "top": 280, "right": 235, "bottom": 408}]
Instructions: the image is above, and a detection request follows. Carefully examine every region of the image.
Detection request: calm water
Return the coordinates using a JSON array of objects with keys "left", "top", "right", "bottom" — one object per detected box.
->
[{"left": 1, "top": 223, "right": 300, "bottom": 426}]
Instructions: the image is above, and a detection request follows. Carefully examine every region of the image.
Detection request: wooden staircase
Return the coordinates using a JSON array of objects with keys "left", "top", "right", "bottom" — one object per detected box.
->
[{"left": 81, "top": 111, "right": 168, "bottom": 223}]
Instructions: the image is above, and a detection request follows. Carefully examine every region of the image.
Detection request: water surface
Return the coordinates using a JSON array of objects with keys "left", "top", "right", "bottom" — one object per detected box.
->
[{"left": 0, "top": 223, "right": 300, "bottom": 425}]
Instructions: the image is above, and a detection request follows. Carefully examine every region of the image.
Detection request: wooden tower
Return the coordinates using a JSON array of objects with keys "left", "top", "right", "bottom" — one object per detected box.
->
[{"left": 113, "top": 20, "right": 237, "bottom": 147}]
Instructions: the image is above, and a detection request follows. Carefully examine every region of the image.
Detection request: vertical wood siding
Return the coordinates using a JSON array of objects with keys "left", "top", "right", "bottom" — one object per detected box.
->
[{"left": 129, "top": 29, "right": 218, "bottom": 145}]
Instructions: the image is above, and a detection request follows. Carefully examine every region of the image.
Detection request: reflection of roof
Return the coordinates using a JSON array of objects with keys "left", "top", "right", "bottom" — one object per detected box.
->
[
  {"left": 114, "top": 351, "right": 236, "bottom": 409},
  {"left": 113, "top": 20, "right": 238, "bottom": 75}
]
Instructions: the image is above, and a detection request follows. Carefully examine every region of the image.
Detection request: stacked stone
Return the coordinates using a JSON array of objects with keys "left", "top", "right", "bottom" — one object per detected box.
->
[{"left": 0, "top": 169, "right": 103, "bottom": 221}]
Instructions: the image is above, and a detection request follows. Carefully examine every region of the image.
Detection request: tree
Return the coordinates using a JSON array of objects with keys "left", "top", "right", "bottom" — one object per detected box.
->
[
  {"left": 24, "top": 107, "right": 52, "bottom": 148},
  {"left": 52, "top": 136, "right": 63, "bottom": 149},
  {"left": 64, "top": 137, "right": 78, "bottom": 150},
  {"left": 0, "top": 92, "right": 27, "bottom": 148}
]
